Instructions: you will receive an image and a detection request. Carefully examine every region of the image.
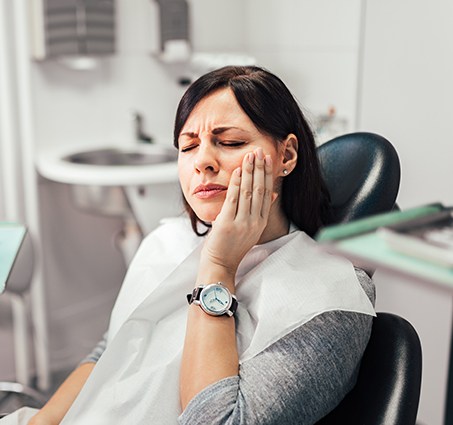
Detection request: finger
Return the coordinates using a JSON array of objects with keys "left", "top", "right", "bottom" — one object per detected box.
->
[
  {"left": 261, "top": 155, "right": 274, "bottom": 218},
  {"left": 236, "top": 152, "right": 255, "bottom": 219},
  {"left": 250, "top": 148, "right": 266, "bottom": 217},
  {"left": 217, "top": 167, "right": 242, "bottom": 221}
]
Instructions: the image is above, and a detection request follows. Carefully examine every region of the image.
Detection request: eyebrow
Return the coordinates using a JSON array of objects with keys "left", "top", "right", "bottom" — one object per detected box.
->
[
  {"left": 212, "top": 126, "right": 246, "bottom": 135},
  {"left": 180, "top": 126, "right": 249, "bottom": 138}
]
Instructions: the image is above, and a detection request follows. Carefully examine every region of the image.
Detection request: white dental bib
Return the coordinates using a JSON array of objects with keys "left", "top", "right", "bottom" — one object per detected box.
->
[{"left": 59, "top": 217, "right": 375, "bottom": 424}]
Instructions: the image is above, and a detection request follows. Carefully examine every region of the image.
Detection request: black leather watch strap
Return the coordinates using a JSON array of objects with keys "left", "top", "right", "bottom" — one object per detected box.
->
[
  {"left": 186, "top": 284, "right": 238, "bottom": 316},
  {"left": 229, "top": 297, "right": 238, "bottom": 315},
  {"left": 186, "top": 286, "right": 202, "bottom": 305}
]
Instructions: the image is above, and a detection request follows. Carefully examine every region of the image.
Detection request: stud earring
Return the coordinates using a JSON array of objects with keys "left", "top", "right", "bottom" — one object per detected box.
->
[{"left": 283, "top": 169, "right": 289, "bottom": 175}]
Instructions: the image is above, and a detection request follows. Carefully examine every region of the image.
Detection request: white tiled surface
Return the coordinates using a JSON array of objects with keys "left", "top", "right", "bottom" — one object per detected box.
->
[
  {"left": 360, "top": 0, "right": 453, "bottom": 209},
  {"left": 244, "top": 0, "right": 361, "bottom": 130},
  {"left": 189, "top": 0, "right": 247, "bottom": 52},
  {"left": 251, "top": 47, "right": 358, "bottom": 126},
  {"left": 246, "top": 0, "right": 361, "bottom": 49}
]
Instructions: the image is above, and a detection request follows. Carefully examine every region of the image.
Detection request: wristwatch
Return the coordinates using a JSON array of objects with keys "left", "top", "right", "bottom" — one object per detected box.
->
[{"left": 186, "top": 282, "right": 238, "bottom": 317}]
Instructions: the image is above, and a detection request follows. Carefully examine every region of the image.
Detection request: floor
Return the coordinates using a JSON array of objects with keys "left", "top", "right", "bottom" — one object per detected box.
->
[{"left": 0, "top": 368, "right": 71, "bottom": 417}]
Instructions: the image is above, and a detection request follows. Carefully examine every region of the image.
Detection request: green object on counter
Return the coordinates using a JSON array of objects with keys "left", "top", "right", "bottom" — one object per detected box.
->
[
  {"left": 316, "top": 203, "right": 453, "bottom": 289},
  {"left": 0, "top": 222, "right": 27, "bottom": 294},
  {"left": 315, "top": 203, "right": 445, "bottom": 242},
  {"left": 334, "top": 231, "right": 453, "bottom": 289}
]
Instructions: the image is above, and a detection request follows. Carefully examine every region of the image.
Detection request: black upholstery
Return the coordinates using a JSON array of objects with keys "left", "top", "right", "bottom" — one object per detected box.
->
[
  {"left": 316, "top": 313, "right": 422, "bottom": 425},
  {"left": 317, "top": 132, "right": 401, "bottom": 224},
  {"left": 316, "top": 135, "right": 422, "bottom": 423}
]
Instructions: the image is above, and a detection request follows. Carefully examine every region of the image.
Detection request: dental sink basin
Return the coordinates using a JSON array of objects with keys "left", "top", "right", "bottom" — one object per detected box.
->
[
  {"left": 37, "top": 144, "right": 178, "bottom": 186},
  {"left": 63, "top": 147, "right": 177, "bottom": 167},
  {"left": 36, "top": 143, "right": 180, "bottom": 224}
]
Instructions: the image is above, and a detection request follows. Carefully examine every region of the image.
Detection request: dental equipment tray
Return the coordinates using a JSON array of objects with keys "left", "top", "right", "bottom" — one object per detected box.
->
[{"left": 378, "top": 209, "right": 453, "bottom": 268}]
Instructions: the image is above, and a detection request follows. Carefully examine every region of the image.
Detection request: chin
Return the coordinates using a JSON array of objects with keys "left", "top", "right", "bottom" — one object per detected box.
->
[
  {"left": 191, "top": 203, "right": 222, "bottom": 224},
  {"left": 194, "top": 210, "right": 220, "bottom": 224}
]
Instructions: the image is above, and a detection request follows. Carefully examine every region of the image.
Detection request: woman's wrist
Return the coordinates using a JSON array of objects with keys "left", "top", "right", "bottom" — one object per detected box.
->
[
  {"left": 196, "top": 260, "right": 236, "bottom": 292},
  {"left": 28, "top": 410, "right": 59, "bottom": 425}
]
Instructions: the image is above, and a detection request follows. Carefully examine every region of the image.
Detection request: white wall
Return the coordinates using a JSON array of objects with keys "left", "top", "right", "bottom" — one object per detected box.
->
[
  {"left": 32, "top": 1, "right": 183, "bottom": 150},
  {"left": 360, "top": 0, "right": 453, "bottom": 209},
  {"left": 190, "top": 0, "right": 246, "bottom": 52},
  {"left": 360, "top": 1, "right": 453, "bottom": 424},
  {"left": 245, "top": 0, "right": 362, "bottom": 132}
]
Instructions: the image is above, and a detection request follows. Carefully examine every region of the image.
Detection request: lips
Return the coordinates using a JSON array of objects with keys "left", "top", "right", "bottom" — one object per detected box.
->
[{"left": 193, "top": 183, "right": 228, "bottom": 199}]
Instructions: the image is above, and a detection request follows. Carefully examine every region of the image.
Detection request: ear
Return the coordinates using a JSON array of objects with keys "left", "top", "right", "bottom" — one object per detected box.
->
[{"left": 278, "top": 134, "right": 298, "bottom": 176}]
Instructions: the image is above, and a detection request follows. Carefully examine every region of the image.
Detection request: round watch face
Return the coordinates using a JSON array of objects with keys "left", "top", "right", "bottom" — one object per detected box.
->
[{"left": 200, "top": 283, "right": 231, "bottom": 315}]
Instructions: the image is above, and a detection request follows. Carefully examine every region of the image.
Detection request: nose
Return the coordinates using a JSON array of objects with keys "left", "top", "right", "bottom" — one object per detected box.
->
[{"left": 194, "top": 141, "right": 219, "bottom": 174}]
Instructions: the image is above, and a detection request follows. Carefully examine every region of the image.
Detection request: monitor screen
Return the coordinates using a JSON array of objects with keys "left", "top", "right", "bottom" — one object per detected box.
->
[{"left": 0, "top": 223, "right": 27, "bottom": 294}]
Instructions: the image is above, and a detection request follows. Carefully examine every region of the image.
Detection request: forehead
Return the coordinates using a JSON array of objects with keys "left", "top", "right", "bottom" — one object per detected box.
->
[{"left": 181, "top": 88, "right": 257, "bottom": 132}]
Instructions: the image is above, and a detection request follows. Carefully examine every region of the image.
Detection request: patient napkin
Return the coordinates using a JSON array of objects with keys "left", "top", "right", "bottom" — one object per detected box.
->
[{"left": 60, "top": 217, "right": 375, "bottom": 424}]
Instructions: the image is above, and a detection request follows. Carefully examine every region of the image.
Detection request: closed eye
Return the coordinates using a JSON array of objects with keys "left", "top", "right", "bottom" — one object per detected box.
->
[
  {"left": 219, "top": 140, "right": 246, "bottom": 147},
  {"left": 180, "top": 140, "right": 246, "bottom": 152},
  {"left": 180, "top": 144, "right": 198, "bottom": 153}
]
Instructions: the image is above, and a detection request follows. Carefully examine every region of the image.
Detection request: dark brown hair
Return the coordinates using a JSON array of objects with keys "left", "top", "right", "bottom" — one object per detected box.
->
[{"left": 173, "top": 65, "right": 331, "bottom": 237}]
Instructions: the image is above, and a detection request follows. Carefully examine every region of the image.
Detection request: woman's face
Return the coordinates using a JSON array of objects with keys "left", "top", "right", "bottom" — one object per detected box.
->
[{"left": 177, "top": 88, "right": 283, "bottom": 223}]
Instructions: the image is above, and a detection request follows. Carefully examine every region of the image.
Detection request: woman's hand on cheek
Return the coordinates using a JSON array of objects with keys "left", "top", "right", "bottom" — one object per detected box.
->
[{"left": 200, "top": 147, "right": 275, "bottom": 277}]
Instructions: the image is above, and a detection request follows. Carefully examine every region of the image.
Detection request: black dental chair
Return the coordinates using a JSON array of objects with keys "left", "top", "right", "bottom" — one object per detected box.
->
[
  {"left": 315, "top": 132, "right": 422, "bottom": 425},
  {"left": 317, "top": 131, "right": 401, "bottom": 224},
  {"left": 316, "top": 312, "right": 422, "bottom": 425}
]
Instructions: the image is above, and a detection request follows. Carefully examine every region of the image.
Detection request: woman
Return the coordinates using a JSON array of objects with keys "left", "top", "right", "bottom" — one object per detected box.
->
[{"left": 20, "top": 66, "right": 375, "bottom": 425}]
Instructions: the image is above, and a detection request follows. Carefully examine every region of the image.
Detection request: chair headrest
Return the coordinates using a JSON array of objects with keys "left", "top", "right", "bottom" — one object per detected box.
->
[{"left": 317, "top": 132, "right": 401, "bottom": 224}]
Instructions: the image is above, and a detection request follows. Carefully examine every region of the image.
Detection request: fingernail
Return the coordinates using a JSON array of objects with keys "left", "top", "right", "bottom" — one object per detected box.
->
[
  {"left": 256, "top": 148, "right": 264, "bottom": 160},
  {"left": 248, "top": 153, "right": 254, "bottom": 164},
  {"left": 265, "top": 155, "right": 272, "bottom": 166},
  {"left": 235, "top": 167, "right": 242, "bottom": 176}
]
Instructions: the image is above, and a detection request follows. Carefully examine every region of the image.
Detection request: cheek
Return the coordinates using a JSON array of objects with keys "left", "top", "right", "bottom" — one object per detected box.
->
[
  {"left": 177, "top": 161, "right": 191, "bottom": 194},
  {"left": 269, "top": 153, "right": 283, "bottom": 191},
  {"left": 222, "top": 153, "right": 246, "bottom": 174}
]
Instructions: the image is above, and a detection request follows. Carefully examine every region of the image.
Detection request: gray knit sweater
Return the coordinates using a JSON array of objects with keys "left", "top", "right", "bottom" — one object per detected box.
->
[{"left": 82, "top": 268, "right": 374, "bottom": 425}]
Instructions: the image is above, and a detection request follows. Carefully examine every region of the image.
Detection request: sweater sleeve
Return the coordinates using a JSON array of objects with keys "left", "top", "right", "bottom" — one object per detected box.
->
[
  {"left": 79, "top": 332, "right": 108, "bottom": 365},
  {"left": 178, "top": 269, "right": 375, "bottom": 425}
]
